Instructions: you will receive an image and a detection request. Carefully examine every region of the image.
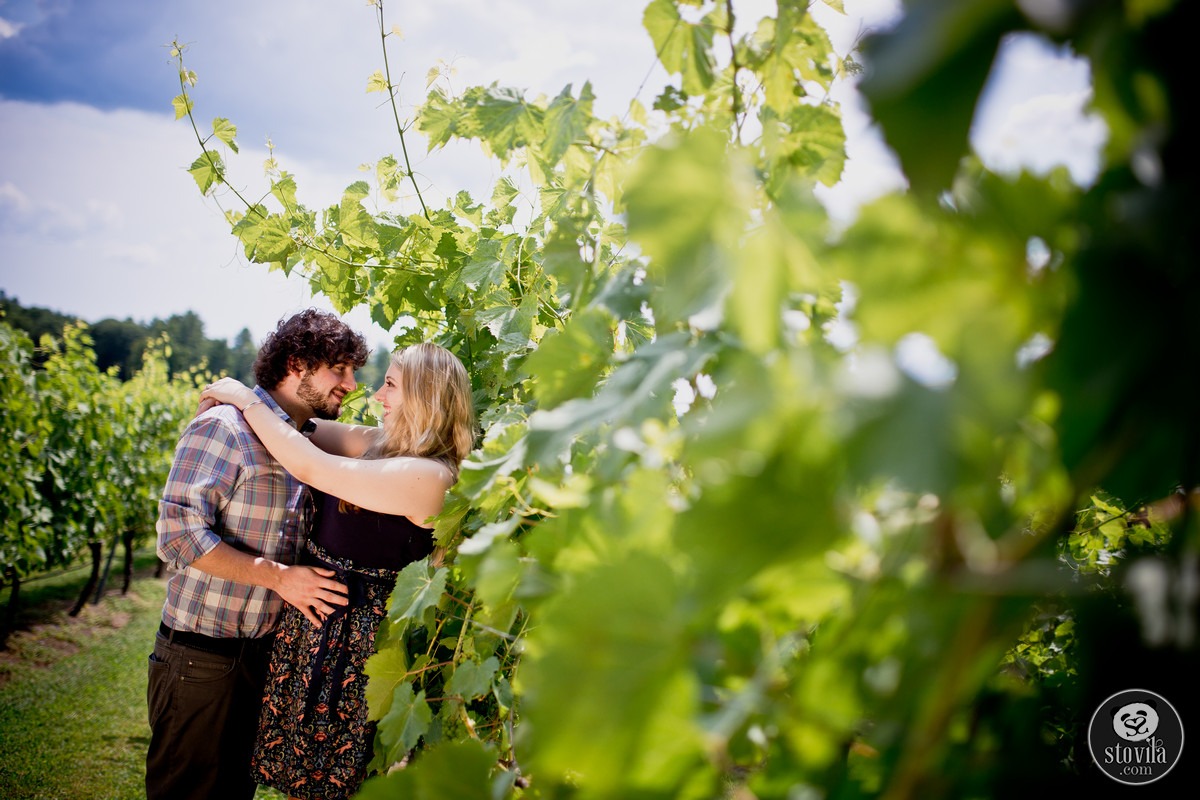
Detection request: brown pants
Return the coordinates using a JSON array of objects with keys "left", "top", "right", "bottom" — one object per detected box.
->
[{"left": 145, "top": 629, "right": 274, "bottom": 800}]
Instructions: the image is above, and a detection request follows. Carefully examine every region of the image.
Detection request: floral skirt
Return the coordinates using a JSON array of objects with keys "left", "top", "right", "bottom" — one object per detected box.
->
[{"left": 250, "top": 541, "right": 399, "bottom": 800}]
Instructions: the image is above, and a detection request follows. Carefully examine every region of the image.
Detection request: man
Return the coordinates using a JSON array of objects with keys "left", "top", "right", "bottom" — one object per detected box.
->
[{"left": 146, "top": 309, "right": 369, "bottom": 800}]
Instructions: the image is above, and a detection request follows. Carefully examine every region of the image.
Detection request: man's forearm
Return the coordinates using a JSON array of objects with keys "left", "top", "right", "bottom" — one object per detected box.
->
[
  {"left": 189, "top": 541, "right": 349, "bottom": 628},
  {"left": 189, "top": 541, "right": 285, "bottom": 592}
]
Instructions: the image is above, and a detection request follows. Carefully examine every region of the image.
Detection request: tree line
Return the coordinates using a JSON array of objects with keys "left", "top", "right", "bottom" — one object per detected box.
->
[
  {"left": 0, "top": 291, "right": 258, "bottom": 382},
  {"left": 0, "top": 292, "right": 390, "bottom": 389}
]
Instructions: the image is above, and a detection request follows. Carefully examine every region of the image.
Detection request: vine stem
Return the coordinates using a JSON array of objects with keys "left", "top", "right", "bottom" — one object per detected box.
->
[
  {"left": 453, "top": 599, "right": 474, "bottom": 662},
  {"left": 174, "top": 44, "right": 263, "bottom": 220},
  {"left": 882, "top": 599, "right": 1000, "bottom": 800},
  {"left": 375, "top": 0, "right": 430, "bottom": 220},
  {"left": 404, "top": 659, "right": 455, "bottom": 679},
  {"left": 445, "top": 614, "right": 521, "bottom": 642},
  {"left": 726, "top": 0, "right": 744, "bottom": 143}
]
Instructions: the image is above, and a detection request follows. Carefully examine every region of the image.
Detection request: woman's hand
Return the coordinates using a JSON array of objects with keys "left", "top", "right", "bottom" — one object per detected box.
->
[
  {"left": 199, "top": 377, "right": 260, "bottom": 412},
  {"left": 194, "top": 396, "right": 219, "bottom": 417}
]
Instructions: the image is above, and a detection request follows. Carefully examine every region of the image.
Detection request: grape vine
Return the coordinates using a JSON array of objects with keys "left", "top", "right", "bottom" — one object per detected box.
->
[{"left": 0, "top": 320, "right": 201, "bottom": 636}]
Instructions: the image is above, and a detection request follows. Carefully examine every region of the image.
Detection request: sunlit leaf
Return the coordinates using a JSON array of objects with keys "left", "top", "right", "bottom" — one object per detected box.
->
[
  {"left": 366, "top": 69, "right": 389, "bottom": 94},
  {"left": 171, "top": 93, "right": 192, "bottom": 120},
  {"left": 211, "top": 117, "right": 238, "bottom": 153},
  {"left": 523, "top": 554, "right": 704, "bottom": 793},
  {"left": 187, "top": 150, "right": 223, "bottom": 194},
  {"left": 270, "top": 172, "right": 298, "bottom": 210},
  {"left": 522, "top": 307, "right": 614, "bottom": 406},
  {"left": 643, "top": 0, "right": 716, "bottom": 95},
  {"left": 473, "top": 85, "right": 544, "bottom": 160},
  {"left": 363, "top": 646, "right": 409, "bottom": 721},
  {"left": 419, "top": 89, "right": 481, "bottom": 149},
  {"left": 542, "top": 82, "right": 595, "bottom": 164},
  {"left": 388, "top": 560, "right": 447, "bottom": 623},
  {"left": 376, "top": 682, "right": 432, "bottom": 764},
  {"left": 358, "top": 739, "right": 497, "bottom": 800},
  {"left": 625, "top": 128, "right": 742, "bottom": 327}
]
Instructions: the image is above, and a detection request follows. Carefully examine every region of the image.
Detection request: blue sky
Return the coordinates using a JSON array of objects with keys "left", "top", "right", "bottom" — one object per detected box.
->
[
  {"left": 0, "top": 0, "right": 163, "bottom": 109},
  {"left": 0, "top": 0, "right": 1103, "bottom": 345}
]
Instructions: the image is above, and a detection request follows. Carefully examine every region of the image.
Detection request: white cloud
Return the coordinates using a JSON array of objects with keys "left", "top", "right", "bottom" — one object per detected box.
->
[
  {"left": 0, "top": 17, "right": 22, "bottom": 39},
  {"left": 974, "top": 88, "right": 1106, "bottom": 183},
  {"left": 0, "top": 177, "right": 120, "bottom": 238},
  {"left": 895, "top": 333, "right": 957, "bottom": 388},
  {"left": 97, "top": 241, "right": 161, "bottom": 267},
  {"left": 419, "top": 0, "right": 658, "bottom": 118},
  {"left": 0, "top": 181, "right": 32, "bottom": 216},
  {"left": 837, "top": 346, "right": 901, "bottom": 398},
  {"left": 0, "top": 99, "right": 385, "bottom": 343},
  {"left": 972, "top": 32, "right": 1105, "bottom": 184},
  {"left": 812, "top": 0, "right": 903, "bottom": 52}
]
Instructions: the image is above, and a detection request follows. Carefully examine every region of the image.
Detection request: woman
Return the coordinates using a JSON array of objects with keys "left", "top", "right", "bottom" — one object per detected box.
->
[{"left": 199, "top": 342, "right": 474, "bottom": 800}]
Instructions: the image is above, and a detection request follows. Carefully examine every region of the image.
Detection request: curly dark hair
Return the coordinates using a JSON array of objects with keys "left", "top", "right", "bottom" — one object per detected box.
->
[{"left": 253, "top": 309, "right": 369, "bottom": 389}]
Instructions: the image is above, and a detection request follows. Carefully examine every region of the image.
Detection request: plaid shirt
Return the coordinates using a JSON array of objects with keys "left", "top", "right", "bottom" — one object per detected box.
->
[{"left": 156, "top": 387, "right": 306, "bottom": 639}]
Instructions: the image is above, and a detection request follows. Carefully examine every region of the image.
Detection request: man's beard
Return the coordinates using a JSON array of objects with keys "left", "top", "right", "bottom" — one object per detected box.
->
[{"left": 297, "top": 373, "right": 341, "bottom": 420}]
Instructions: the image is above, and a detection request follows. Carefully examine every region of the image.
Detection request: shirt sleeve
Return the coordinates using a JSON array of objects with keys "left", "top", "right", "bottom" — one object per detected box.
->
[{"left": 155, "top": 413, "right": 242, "bottom": 570}]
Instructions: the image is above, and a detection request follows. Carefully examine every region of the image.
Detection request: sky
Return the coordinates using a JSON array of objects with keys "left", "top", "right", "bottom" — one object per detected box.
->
[{"left": 0, "top": 0, "right": 1105, "bottom": 347}]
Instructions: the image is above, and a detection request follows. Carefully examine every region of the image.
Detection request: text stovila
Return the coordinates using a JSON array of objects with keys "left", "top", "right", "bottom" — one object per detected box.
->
[{"left": 1104, "top": 737, "right": 1168, "bottom": 764}]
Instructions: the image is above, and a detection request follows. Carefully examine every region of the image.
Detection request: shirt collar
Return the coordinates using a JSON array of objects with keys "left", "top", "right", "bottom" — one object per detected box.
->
[{"left": 252, "top": 385, "right": 297, "bottom": 428}]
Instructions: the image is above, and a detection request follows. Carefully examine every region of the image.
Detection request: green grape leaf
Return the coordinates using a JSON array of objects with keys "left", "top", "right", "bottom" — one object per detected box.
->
[
  {"left": 762, "top": 104, "right": 846, "bottom": 188},
  {"left": 474, "top": 85, "right": 544, "bottom": 160},
  {"left": 251, "top": 213, "right": 298, "bottom": 266},
  {"left": 270, "top": 172, "right": 299, "bottom": 210},
  {"left": 388, "top": 560, "right": 448, "bottom": 623},
  {"left": 363, "top": 646, "right": 410, "bottom": 721},
  {"left": 523, "top": 555, "right": 702, "bottom": 794},
  {"left": 366, "top": 69, "right": 389, "bottom": 94},
  {"left": 644, "top": 0, "right": 716, "bottom": 95},
  {"left": 542, "top": 82, "right": 595, "bottom": 164},
  {"left": 525, "top": 332, "right": 716, "bottom": 467},
  {"left": 376, "top": 682, "right": 432, "bottom": 765},
  {"left": 358, "top": 739, "right": 498, "bottom": 800},
  {"left": 624, "top": 127, "right": 741, "bottom": 327},
  {"left": 187, "top": 151, "right": 224, "bottom": 194},
  {"left": 445, "top": 656, "right": 499, "bottom": 701},
  {"left": 522, "top": 307, "right": 614, "bottom": 407},
  {"left": 460, "top": 238, "right": 507, "bottom": 290},
  {"left": 171, "top": 93, "right": 193, "bottom": 120},
  {"left": 210, "top": 117, "right": 238, "bottom": 153},
  {"left": 419, "top": 88, "right": 480, "bottom": 149}
]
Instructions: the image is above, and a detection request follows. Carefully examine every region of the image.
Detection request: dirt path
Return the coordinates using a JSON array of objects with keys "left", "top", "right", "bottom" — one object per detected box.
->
[{"left": 0, "top": 563, "right": 160, "bottom": 686}]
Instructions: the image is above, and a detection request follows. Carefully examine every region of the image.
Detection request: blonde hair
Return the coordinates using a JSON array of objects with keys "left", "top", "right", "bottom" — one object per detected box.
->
[{"left": 365, "top": 342, "right": 474, "bottom": 480}]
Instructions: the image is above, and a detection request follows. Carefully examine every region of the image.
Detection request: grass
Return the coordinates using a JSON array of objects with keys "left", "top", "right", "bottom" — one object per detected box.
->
[
  {"left": 0, "top": 554, "right": 164, "bottom": 799},
  {"left": 0, "top": 553, "right": 287, "bottom": 799}
]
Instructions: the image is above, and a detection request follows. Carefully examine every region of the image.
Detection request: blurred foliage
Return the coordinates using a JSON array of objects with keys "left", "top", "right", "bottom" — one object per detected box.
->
[{"left": 175, "top": 0, "right": 1197, "bottom": 796}]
